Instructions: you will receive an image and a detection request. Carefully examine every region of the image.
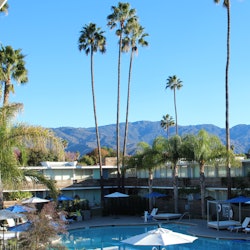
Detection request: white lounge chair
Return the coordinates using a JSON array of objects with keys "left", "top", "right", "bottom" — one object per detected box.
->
[
  {"left": 6, "top": 218, "right": 16, "bottom": 228},
  {"left": 59, "top": 213, "right": 74, "bottom": 224},
  {"left": 228, "top": 217, "right": 250, "bottom": 232},
  {"left": 147, "top": 208, "right": 158, "bottom": 220}
]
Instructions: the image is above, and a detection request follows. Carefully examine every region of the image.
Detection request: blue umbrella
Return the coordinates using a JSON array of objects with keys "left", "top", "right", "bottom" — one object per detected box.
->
[
  {"left": 144, "top": 192, "right": 167, "bottom": 199},
  {"left": 57, "top": 195, "right": 73, "bottom": 201},
  {"left": 226, "top": 196, "right": 250, "bottom": 222},
  {"left": 226, "top": 196, "right": 250, "bottom": 203},
  {"left": 9, "top": 222, "right": 31, "bottom": 232},
  {"left": 6, "top": 205, "right": 29, "bottom": 213}
]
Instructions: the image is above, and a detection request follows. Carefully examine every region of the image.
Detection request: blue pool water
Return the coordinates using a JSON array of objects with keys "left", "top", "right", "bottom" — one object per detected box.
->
[{"left": 60, "top": 224, "right": 250, "bottom": 250}]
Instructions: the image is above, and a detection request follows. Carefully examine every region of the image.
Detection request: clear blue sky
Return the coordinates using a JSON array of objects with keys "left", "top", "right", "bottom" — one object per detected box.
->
[{"left": 0, "top": 0, "right": 249, "bottom": 129}]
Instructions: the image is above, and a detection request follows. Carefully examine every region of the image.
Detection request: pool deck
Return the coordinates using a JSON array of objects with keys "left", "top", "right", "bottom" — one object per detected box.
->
[{"left": 67, "top": 216, "right": 250, "bottom": 241}]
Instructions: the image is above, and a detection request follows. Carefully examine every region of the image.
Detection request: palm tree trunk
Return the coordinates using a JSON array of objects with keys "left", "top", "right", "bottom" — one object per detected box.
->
[
  {"left": 148, "top": 169, "right": 153, "bottom": 211},
  {"left": 200, "top": 162, "right": 205, "bottom": 219},
  {"left": 3, "top": 79, "right": 10, "bottom": 106},
  {"left": 122, "top": 50, "right": 134, "bottom": 189},
  {"left": 90, "top": 51, "right": 104, "bottom": 206},
  {"left": 173, "top": 163, "right": 179, "bottom": 213},
  {"left": 116, "top": 34, "right": 122, "bottom": 189},
  {"left": 226, "top": 0, "right": 231, "bottom": 199},
  {"left": 173, "top": 89, "right": 178, "bottom": 135}
]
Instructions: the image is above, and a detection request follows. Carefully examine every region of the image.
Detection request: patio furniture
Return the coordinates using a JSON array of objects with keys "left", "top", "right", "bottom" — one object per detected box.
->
[
  {"left": 153, "top": 213, "right": 182, "bottom": 221},
  {"left": 147, "top": 208, "right": 158, "bottom": 221},
  {"left": 59, "top": 213, "right": 74, "bottom": 224},
  {"left": 227, "top": 217, "right": 250, "bottom": 232}
]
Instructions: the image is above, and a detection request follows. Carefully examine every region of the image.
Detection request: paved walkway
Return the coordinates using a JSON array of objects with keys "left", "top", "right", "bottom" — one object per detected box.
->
[{"left": 67, "top": 216, "right": 250, "bottom": 241}]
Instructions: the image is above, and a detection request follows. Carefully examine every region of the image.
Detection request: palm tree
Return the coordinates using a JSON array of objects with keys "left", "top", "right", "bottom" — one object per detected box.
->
[
  {"left": 160, "top": 114, "right": 175, "bottom": 138},
  {"left": 78, "top": 22, "right": 106, "bottom": 205},
  {"left": 131, "top": 137, "right": 166, "bottom": 211},
  {"left": 214, "top": 0, "right": 231, "bottom": 199},
  {"left": 121, "top": 19, "right": 148, "bottom": 188},
  {"left": 0, "top": 1, "right": 8, "bottom": 13},
  {"left": 0, "top": 104, "right": 65, "bottom": 207},
  {"left": 165, "top": 75, "right": 183, "bottom": 135},
  {"left": 107, "top": 2, "right": 136, "bottom": 188},
  {"left": 182, "top": 130, "right": 224, "bottom": 218},
  {"left": 0, "top": 45, "right": 28, "bottom": 106}
]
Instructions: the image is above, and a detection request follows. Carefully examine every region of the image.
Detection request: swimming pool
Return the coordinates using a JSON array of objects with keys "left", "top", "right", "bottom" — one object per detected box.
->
[{"left": 61, "top": 224, "right": 250, "bottom": 250}]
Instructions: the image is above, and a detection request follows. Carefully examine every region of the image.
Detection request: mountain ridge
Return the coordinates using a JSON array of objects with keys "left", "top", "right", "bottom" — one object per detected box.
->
[{"left": 51, "top": 121, "right": 250, "bottom": 156}]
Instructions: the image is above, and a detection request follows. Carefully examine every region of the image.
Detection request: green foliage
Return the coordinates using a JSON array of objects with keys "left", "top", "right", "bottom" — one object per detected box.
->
[
  {"left": 27, "top": 148, "right": 59, "bottom": 166},
  {"left": 79, "top": 147, "right": 116, "bottom": 165},
  {"left": 23, "top": 169, "right": 59, "bottom": 200},
  {"left": 7, "top": 191, "right": 32, "bottom": 200},
  {"left": 78, "top": 154, "right": 95, "bottom": 165},
  {"left": 0, "top": 104, "right": 65, "bottom": 202},
  {"left": 0, "top": 45, "right": 28, "bottom": 106}
]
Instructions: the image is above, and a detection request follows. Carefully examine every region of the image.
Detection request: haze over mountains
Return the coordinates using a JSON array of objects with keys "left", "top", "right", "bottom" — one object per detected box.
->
[{"left": 51, "top": 121, "right": 250, "bottom": 156}]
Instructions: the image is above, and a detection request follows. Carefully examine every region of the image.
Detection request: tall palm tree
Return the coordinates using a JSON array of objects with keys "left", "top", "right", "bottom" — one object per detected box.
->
[
  {"left": 107, "top": 2, "right": 136, "bottom": 188},
  {"left": 165, "top": 75, "right": 183, "bottom": 135},
  {"left": 0, "top": 45, "right": 28, "bottom": 106},
  {"left": 160, "top": 114, "right": 175, "bottom": 138},
  {"left": 214, "top": 0, "right": 231, "bottom": 198},
  {"left": 121, "top": 19, "right": 148, "bottom": 188},
  {"left": 78, "top": 22, "right": 106, "bottom": 205}
]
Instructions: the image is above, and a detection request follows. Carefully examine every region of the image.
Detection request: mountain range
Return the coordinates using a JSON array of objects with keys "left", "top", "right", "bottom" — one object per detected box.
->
[{"left": 51, "top": 121, "right": 250, "bottom": 156}]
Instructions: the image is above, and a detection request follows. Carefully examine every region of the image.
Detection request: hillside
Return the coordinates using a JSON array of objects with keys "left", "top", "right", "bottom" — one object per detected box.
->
[{"left": 51, "top": 121, "right": 250, "bottom": 156}]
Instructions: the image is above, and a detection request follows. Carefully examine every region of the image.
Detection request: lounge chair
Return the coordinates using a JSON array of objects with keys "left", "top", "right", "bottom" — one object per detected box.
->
[
  {"left": 147, "top": 208, "right": 158, "bottom": 221},
  {"left": 243, "top": 227, "right": 250, "bottom": 234},
  {"left": 59, "top": 213, "right": 74, "bottom": 224},
  {"left": 153, "top": 212, "right": 182, "bottom": 221},
  {"left": 227, "top": 217, "right": 250, "bottom": 232},
  {"left": 6, "top": 218, "right": 16, "bottom": 228}
]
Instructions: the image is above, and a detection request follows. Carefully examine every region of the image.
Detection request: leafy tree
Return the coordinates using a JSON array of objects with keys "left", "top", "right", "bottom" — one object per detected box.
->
[
  {"left": 165, "top": 75, "right": 183, "bottom": 135},
  {"left": 78, "top": 147, "right": 115, "bottom": 166},
  {"left": 182, "top": 130, "right": 224, "bottom": 218},
  {"left": 0, "top": 45, "right": 28, "bottom": 106},
  {"left": 78, "top": 22, "right": 106, "bottom": 205},
  {"left": 214, "top": 0, "right": 232, "bottom": 199},
  {"left": 26, "top": 148, "right": 60, "bottom": 166},
  {"left": 160, "top": 114, "right": 175, "bottom": 138},
  {"left": 107, "top": 2, "right": 136, "bottom": 188},
  {"left": 78, "top": 154, "right": 95, "bottom": 166},
  {"left": 64, "top": 151, "right": 80, "bottom": 162}
]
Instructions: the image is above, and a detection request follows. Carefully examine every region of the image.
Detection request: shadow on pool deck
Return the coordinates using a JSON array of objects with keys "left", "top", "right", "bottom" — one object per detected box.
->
[{"left": 66, "top": 216, "right": 250, "bottom": 241}]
